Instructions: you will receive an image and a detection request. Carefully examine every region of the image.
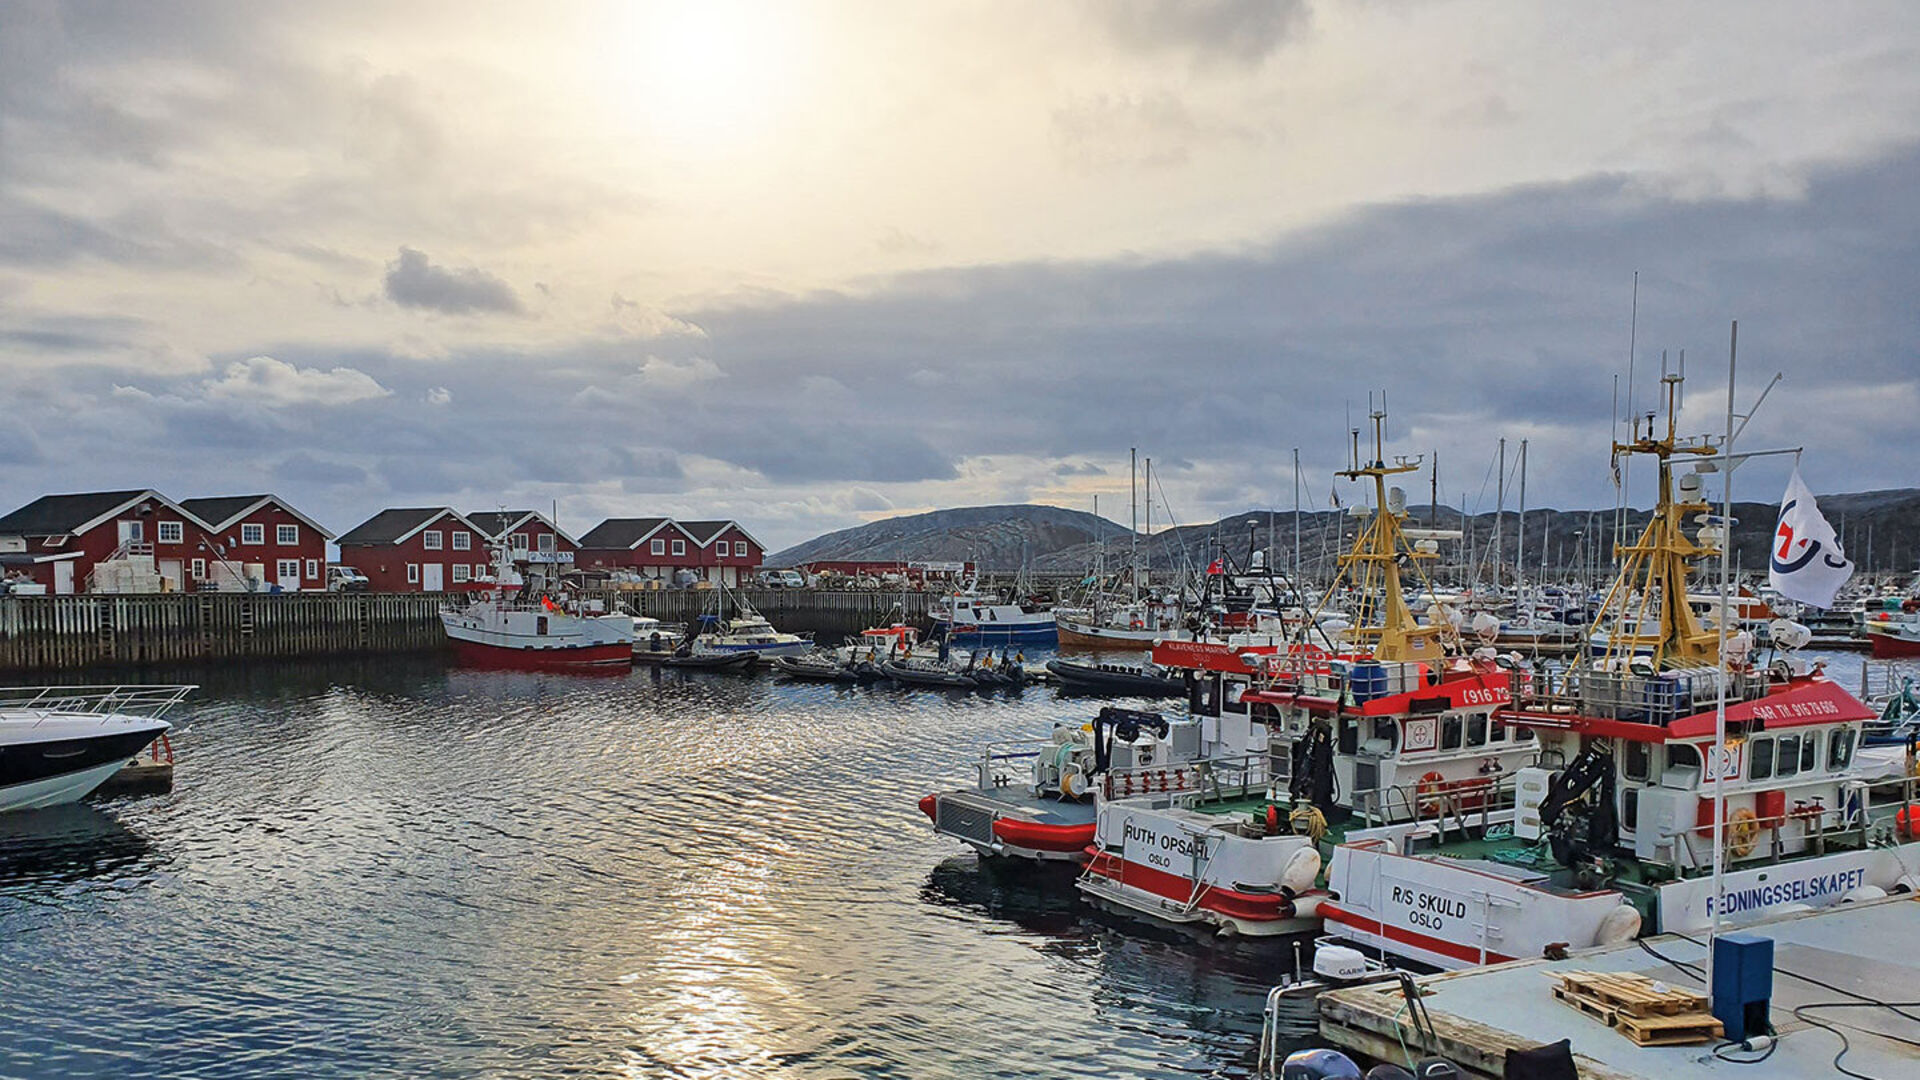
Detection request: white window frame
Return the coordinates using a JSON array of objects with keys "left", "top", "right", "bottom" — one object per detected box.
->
[
  {"left": 672, "top": 539, "right": 686, "bottom": 556},
  {"left": 406, "top": 563, "right": 420, "bottom": 584},
  {"left": 157, "top": 520, "right": 184, "bottom": 545},
  {"left": 190, "top": 558, "right": 206, "bottom": 580},
  {"left": 452, "top": 564, "right": 470, "bottom": 583},
  {"left": 511, "top": 532, "right": 530, "bottom": 551},
  {"left": 452, "top": 532, "right": 471, "bottom": 551},
  {"left": 475, "top": 564, "right": 487, "bottom": 578},
  {"left": 276, "top": 524, "right": 299, "bottom": 546},
  {"left": 276, "top": 558, "right": 300, "bottom": 581},
  {"left": 537, "top": 532, "right": 556, "bottom": 552},
  {"left": 423, "top": 530, "right": 443, "bottom": 550},
  {"left": 734, "top": 540, "right": 747, "bottom": 557},
  {"left": 240, "top": 523, "right": 264, "bottom": 545},
  {"left": 651, "top": 538, "right": 666, "bottom": 555},
  {"left": 304, "top": 559, "right": 319, "bottom": 579}
]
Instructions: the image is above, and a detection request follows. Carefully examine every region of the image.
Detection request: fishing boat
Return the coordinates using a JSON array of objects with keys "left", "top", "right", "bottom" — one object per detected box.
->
[
  {"left": 441, "top": 547, "right": 634, "bottom": 670},
  {"left": 1044, "top": 657, "right": 1183, "bottom": 696},
  {"left": 0, "top": 686, "right": 187, "bottom": 812},
  {"left": 930, "top": 586, "right": 1056, "bottom": 644},
  {"left": 1864, "top": 603, "right": 1920, "bottom": 657},
  {"left": 1054, "top": 595, "right": 1187, "bottom": 648},
  {"left": 682, "top": 590, "right": 812, "bottom": 661},
  {"left": 919, "top": 707, "right": 1208, "bottom": 862},
  {"left": 1318, "top": 372, "right": 1920, "bottom": 971}
]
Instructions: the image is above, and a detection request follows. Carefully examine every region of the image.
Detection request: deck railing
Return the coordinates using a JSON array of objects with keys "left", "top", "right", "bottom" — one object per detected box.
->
[{"left": 0, "top": 684, "right": 195, "bottom": 722}]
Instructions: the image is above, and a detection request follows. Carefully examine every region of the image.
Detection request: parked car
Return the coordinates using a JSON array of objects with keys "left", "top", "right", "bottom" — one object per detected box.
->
[
  {"left": 327, "top": 565, "right": 371, "bottom": 592},
  {"left": 757, "top": 569, "right": 807, "bottom": 589}
]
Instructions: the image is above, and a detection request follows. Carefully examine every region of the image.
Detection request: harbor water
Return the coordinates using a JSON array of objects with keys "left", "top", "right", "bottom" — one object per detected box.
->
[{"left": 0, "top": 656, "right": 1303, "bottom": 1079}]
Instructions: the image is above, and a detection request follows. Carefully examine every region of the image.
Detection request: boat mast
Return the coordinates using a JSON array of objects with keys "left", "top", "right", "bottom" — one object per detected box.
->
[
  {"left": 1325, "top": 404, "right": 1444, "bottom": 663},
  {"left": 1144, "top": 456, "right": 1153, "bottom": 592},
  {"left": 1706, "top": 320, "right": 1738, "bottom": 1002},
  {"left": 1515, "top": 438, "right": 1528, "bottom": 589},
  {"left": 1292, "top": 448, "right": 1302, "bottom": 588},
  {"left": 1130, "top": 447, "right": 1139, "bottom": 604},
  {"left": 1494, "top": 436, "right": 1505, "bottom": 589}
]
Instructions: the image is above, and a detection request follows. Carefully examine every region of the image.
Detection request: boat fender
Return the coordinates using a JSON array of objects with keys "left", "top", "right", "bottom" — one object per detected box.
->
[
  {"left": 1281, "top": 1048, "right": 1363, "bottom": 1080},
  {"left": 1897, "top": 804, "right": 1920, "bottom": 839},
  {"left": 1841, "top": 884, "right": 1888, "bottom": 904},
  {"left": 918, "top": 795, "right": 937, "bottom": 822},
  {"left": 1894, "top": 874, "right": 1920, "bottom": 895},
  {"left": 1266, "top": 804, "right": 1280, "bottom": 836},
  {"left": 1594, "top": 903, "right": 1641, "bottom": 945},
  {"left": 1280, "top": 847, "right": 1322, "bottom": 895},
  {"left": 1292, "top": 892, "right": 1323, "bottom": 920}
]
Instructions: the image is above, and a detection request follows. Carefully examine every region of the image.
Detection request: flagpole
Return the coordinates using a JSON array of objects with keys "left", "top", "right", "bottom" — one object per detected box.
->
[{"left": 1707, "top": 319, "right": 1737, "bottom": 996}]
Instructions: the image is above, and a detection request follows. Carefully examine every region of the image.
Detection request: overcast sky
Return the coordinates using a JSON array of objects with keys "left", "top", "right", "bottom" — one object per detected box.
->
[{"left": 3, "top": 1, "right": 1918, "bottom": 549}]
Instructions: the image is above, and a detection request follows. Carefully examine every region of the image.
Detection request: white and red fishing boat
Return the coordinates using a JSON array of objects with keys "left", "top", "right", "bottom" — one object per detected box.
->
[
  {"left": 1864, "top": 604, "right": 1920, "bottom": 657},
  {"left": 440, "top": 545, "right": 633, "bottom": 670},
  {"left": 1320, "top": 373, "right": 1920, "bottom": 970}
]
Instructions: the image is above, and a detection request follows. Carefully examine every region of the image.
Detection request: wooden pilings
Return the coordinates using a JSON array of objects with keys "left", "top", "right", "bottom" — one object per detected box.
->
[{"left": 0, "top": 589, "right": 934, "bottom": 672}]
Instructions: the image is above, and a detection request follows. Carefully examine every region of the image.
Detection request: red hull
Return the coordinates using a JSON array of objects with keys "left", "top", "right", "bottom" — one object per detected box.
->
[
  {"left": 453, "top": 639, "right": 632, "bottom": 672},
  {"left": 1870, "top": 630, "right": 1920, "bottom": 659}
]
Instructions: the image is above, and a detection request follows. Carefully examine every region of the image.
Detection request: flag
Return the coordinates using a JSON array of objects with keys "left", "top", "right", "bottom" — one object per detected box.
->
[
  {"left": 1207, "top": 559, "right": 1224, "bottom": 575},
  {"left": 1768, "top": 469, "right": 1854, "bottom": 608}
]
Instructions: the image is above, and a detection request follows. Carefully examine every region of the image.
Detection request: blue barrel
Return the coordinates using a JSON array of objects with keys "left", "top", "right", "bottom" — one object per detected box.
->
[{"left": 1350, "top": 662, "right": 1389, "bottom": 702}]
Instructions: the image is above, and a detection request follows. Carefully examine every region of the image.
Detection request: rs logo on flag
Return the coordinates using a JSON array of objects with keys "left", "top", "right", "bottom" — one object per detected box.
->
[{"left": 1768, "top": 469, "right": 1855, "bottom": 608}]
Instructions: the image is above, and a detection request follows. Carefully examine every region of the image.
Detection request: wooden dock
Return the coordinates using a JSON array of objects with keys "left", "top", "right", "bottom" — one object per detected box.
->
[
  {"left": 1317, "top": 895, "right": 1920, "bottom": 1079},
  {"left": 0, "top": 589, "right": 934, "bottom": 672}
]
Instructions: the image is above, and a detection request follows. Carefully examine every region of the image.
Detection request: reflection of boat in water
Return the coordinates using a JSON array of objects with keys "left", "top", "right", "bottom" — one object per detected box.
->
[
  {"left": 1, "top": 686, "right": 186, "bottom": 813},
  {"left": 0, "top": 803, "right": 154, "bottom": 891},
  {"left": 920, "top": 855, "right": 1084, "bottom": 931}
]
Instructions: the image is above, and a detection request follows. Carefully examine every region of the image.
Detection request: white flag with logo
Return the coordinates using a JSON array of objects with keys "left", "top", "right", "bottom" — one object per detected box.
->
[{"left": 1769, "top": 469, "right": 1854, "bottom": 608}]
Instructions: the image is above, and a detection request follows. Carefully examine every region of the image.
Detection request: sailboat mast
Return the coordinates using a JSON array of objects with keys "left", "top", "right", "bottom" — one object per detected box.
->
[
  {"left": 1292, "top": 448, "right": 1302, "bottom": 586},
  {"left": 1495, "top": 437, "right": 1506, "bottom": 587},
  {"left": 1516, "top": 438, "right": 1528, "bottom": 587},
  {"left": 1144, "top": 456, "right": 1152, "bottom": 587},
  {"left": 1130, "top": 447, "right": 1139, "bottom": 603}
]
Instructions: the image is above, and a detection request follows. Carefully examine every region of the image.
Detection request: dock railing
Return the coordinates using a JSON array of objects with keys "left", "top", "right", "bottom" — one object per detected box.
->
[{"left": 0, "top": 684, "right": 195, "bottom": 723}]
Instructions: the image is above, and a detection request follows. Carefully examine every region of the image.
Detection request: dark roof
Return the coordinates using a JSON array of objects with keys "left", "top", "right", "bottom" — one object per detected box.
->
[
  {"left": 676, "top": 520, "right": 734, "bottom": 545},
  {"left": 0, "top": 490, "right": 156, "bottom": 536},
  {"left": 179, "top": 496, "right": 267, "bottom": 529},
  {"left": 336, "top": 508, "right": 450, "bottom": 546},
  {"left": 465, "top": 510, "right": 536, "bottom": 538},
  {"left": 578, "top": 517, "right": 670, "bottom": 549}
]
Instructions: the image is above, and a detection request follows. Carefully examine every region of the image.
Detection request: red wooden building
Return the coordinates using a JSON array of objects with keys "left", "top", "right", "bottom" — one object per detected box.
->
[
  {"left": 577, "top": 517, "right": 764, "bottom": 586},
  {"left": 0, "top": 489, "right": 207, "bottom": 594},
  {"left": 180, "top": 495, "right": 334, "bottom": 592},
  {"left": 335, "top": 508, "right": 496, "bottom": 593},
  {"left": 465, "top": 510, "right": 579, "bottom": 559}
]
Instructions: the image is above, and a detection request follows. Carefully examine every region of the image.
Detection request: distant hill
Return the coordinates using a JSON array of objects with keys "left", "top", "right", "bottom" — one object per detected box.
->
[
  {"left": 768, "top": 504, "right": 1127, "bottom": 569},
  {"left": 772, "top": 488, "right": 1920, "bottom": 578}
]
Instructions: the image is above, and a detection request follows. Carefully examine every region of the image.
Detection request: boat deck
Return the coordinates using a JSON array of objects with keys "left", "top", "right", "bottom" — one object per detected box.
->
[{"left": 1317, "top": 894, "right": 1920, "bottom": 1079}]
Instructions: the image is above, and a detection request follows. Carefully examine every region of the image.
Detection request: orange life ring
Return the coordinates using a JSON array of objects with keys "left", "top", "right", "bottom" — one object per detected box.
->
[
  {"left": 1727, "top": 807, "right": 1760, "bottom": 858},
  {"left": 1415, "top": 771, "right": 1448, "bottom": 816}
]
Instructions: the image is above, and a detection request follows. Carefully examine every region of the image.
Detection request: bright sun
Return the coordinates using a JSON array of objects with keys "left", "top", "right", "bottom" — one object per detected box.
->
[{"left": 599, "top": 1, "right": 804, "bottom": 151}]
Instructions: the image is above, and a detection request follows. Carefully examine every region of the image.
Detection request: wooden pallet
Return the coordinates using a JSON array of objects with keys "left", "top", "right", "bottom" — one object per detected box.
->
[{"left": 1547, "top": 971, "right": 1721, "bottom": 1046}]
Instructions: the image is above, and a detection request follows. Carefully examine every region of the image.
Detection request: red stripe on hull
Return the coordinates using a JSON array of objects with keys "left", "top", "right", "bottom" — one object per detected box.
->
[
  {"left": 1083, "top": 849, "right": 1300, "bottom": 924},
  {"left": 1320, "top": 901, "right": 1516, "bottom": 966},
  {"left": 453, "top": 640, "right": 633, "bottom": 672}
]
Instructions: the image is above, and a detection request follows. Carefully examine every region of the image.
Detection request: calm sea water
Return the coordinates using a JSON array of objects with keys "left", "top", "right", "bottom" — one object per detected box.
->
[{"left": 0, "top": 656, "right": 1306, "bottom": 1080}]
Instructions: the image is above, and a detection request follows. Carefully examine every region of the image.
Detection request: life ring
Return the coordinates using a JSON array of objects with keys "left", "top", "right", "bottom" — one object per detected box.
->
[
  {"left": 1728, "top": 807, "right": 1760, "bottom": 858},
  {"left": 1415, "top": 771, "right": 1449, "bottom": 816}
]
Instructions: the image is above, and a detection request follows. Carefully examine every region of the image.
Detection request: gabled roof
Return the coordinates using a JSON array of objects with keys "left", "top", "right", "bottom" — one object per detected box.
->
[
  {"left": 577, "top": 517, "right": 676, "bottom": 550},
  {"left": 336, "top": 507, "right": 479, "bottom": 547},
  {"left": 180, "top": 494, "right": 336, "bottom": 540},
  {"left": 0, "top": 489, "right": 207, "bottom": 537},
  {"left": 464, "top": 509, "right": 578, "bottom": 547},
  {"left": 677, "top": 519, "right": 765, "bottom": 551}
]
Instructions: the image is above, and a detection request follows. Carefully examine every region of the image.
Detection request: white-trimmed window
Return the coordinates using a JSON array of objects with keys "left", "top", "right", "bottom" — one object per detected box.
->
[
  {"left": 241, "top": 523, "right": 264, "bottom": 545},
  {"left": 672, "top": 538, "right": 686, "bottom": 556},
  {"left": 304, "top": 559, "right": 319, "bottom": 579},
  {"left": 511, "top": 532, "right": 530, "bottom": 551},
  {"left": 406, "top": 563, "right": 420, "bottom": 584},
  {"left": 423, "top": 531, "right": 443, "bottom": 550},
  {"left": 276, "top": 559, "right": 300, "bottom": 581},
  {"left": 475, "top": 564, "right": 487, "bottom": 577},
  {"left": 651, "top": 538, "right": 666, "bottom": 555},
  {"left": 157, "top": 521, "right": 184, "bottom": 544},
  {"left": 452, "top": 532, "right": 471, "bottom": 551},
  {"left": 277, "top": 524, "right": 299, "bottom": 545},
  {"left": 537, "top": 532, "right": 556, "bottom": 552},
  {"left": 452, "top": 564, "right": 470, "bottom": 583},
  {"left": 734, "top": 540, "right": 747, "bottom": 557},
  {"left": 191, "top": 558, "right": 206, "bottom": 580}
]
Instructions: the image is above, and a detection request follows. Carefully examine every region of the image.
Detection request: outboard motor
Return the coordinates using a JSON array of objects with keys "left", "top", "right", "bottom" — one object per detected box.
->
[{"left": 1282, "top": 1048, "right": 1363, "bottom": 1080}]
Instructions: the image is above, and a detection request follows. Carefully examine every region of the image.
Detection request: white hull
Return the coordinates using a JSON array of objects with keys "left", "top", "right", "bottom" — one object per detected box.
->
[{"left": 0, "top": 757, "right": 134, "bottom": 812}]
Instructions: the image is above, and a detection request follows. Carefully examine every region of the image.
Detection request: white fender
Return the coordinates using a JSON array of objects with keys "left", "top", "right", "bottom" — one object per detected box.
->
[
  {"left": 1292, "top": 892, "right": 1324, "bottom": 920},
  {"left": 1894, "top": 875, "right": 1920, "bottom": 895},
  {"left": 1281, "top": 846, "right": 1323, "bottom": 895},
  {"left": 1841, "top": 885, "right": 1888, "bottom": 904},
  {"left": 1594, "top": 903, "right": 1642, "bottom": 945}
]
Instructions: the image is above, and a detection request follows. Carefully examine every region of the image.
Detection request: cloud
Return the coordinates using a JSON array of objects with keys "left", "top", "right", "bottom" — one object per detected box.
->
[
  {"left": 1089, "top": 0, "right": 1312, "bottom": 68},
  {"left": 274, "top": 451, "right": 369, "bottom": 486},
  {"left": 637, "top": 355, "right": 724, "bottom": 387},
  {"left": 203, "top": 356, "right": 391, "bottom": 407},
  {"left": 424, "top": 386, "right": 453, "bottom": 406},
  {"left": 1051, "top": 92, "right": 1258, "bottom": 171},
  {"left": 383, "top": 247, "right": 523, "bottom": 315}
]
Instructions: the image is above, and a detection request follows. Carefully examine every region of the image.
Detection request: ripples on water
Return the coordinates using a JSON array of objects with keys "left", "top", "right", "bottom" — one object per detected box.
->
[{"left": 0, "top": 657, "right": 1292, "bottom": 1079}]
